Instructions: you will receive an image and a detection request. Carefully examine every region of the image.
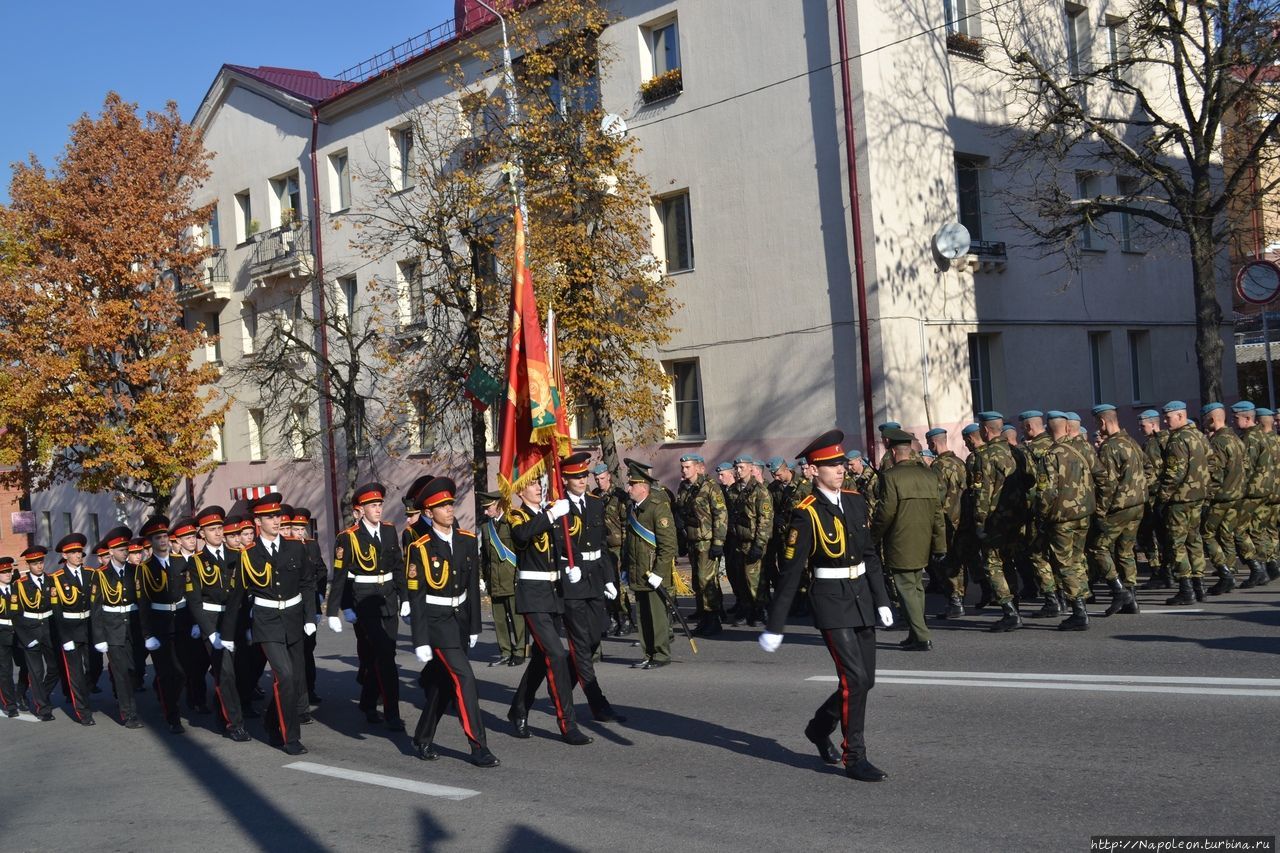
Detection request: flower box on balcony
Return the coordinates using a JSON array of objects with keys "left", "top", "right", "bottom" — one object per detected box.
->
[
  {"left": 640, "top": 68, "right": 683, "bottom": 105},
  {"left": 946, "top": 31, "right": 985, "bottom": 61}
]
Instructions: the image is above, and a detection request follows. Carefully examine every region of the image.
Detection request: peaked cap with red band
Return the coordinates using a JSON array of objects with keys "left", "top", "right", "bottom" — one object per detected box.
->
[
  {"left": 352, "top": 483, "right": 386, "bottom": 507},
  {"left": 797, "top": 429, "right": 847, "bottom": 466},
  {"left": 418, "top": 477, "right": 456, "bottom": 509}
]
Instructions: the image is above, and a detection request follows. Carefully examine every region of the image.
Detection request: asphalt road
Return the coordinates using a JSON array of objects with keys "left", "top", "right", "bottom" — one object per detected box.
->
[{"left": 4, "top": 582, "right": 1278, "bottom": 852}]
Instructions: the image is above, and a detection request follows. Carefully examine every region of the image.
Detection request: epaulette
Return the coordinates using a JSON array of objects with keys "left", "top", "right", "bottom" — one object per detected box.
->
[
  {"left": 381, "top": 521, "right": 397, "bottom": 529},
  {"left": 341, "top": 525, "right": 357, "bottom": 535},
  {"left": 509, "top": 507, "right": 528, "bottom": 521},
  {"left": 841, "top": 488, "right": 861, "bottom": 495},
  {"left": 49, "top": 569, "right": 64, "bottom": 578},
  {"left": 411, "top": 532, "right": 433, "bottom": 548},
  {"left": 456, "top": 528, "right": 476, "bottom": 538},
  {"left": 796, "top": 495, "right": 816, "bottom": 509},
  {"left": 585, "top": 493, "right": 601, "bottom": 501}
]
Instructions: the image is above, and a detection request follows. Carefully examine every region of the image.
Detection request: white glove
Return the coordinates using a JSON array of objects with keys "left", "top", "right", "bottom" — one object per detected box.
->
[
  {"left": 303, "top": 621, "right": 316, "bottom": 637},
  {"left": 210, "top": 632, "right": 224, "bottom": 650},
  {"left": 62, "top": 640, "right": 75, "bottom": 652},
  {"left": 415, "top": 644, "right": 433, "bottom": 663},
  {"left": 94, "top": 642, "right": 108, "bottom": 653},
  {"left": 469, "top": 634, "right": 479, "bottom": 649},
  {"left": 604, "top": 582, "right": 618, "bottom": 600},
  {"left": 547, "top": 499, "right": 571, "bottom": 520},
  {"left": 191, "top": 625, "right": 201, "bottom": 640},
  {"left": 565, "top": 566, "right": 582, "bottom": 584},
  {"left": 144, "top": 636, "right": 160, "bottom": 651},
  {"left": 400, "top": 600, "right": 411, "bottom": 618},
  {"left": 759, "top": 631, "right": 784, "bottom": 653},
  {"left": 26, "top": 639, "right": 37, "bottom": 649},
  {"left": 222, "top": 639, "right": 236, "bottom": 653},
  {"left": 479, "top": 578, "right": 487, "bottom": 594},
  {"left": 342, "top": 608, "right": 357, "bottom": 623},
  {"left": 328, "top": 616, "right": 342, "bottom": 633},
  {"left": 646, "top": 572, "right": 662, "bottom": 589},
  {"left": 877, "top": 606, "right": 894, "bottom": 627}
]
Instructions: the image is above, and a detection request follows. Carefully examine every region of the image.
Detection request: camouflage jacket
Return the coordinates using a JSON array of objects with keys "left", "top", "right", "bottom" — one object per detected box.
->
[
  {"left": 791, "top": 475, "right": 814, "bottom": 509},
  {"left": 729, "top": 479, "right": 773, "bottom": 555},
  {"left": 1035, "top": 437, "right": 1096, "bottom": 523},
  {"left": 844, "top": 468, "right": 880, "bottom": 517},
  {"left": 931, "top": 451, "right": 966, "bottom": 528},
  {"left": 1158, "top": 423, "right": 1210, "bottom": 504},
  {"left": 1142, "top": 431, "right": 1169, "bottom": 502},
  {"left": 591, "top": 485, "right": 629, "bottom": 551},
  {"left": 1241, "top": 425, "right": 1277, "bottom": 501},
  {"left": 1268, "top": 432, "right": 1280, "bottom": 503},
  {"left": 1206, "top": 426, "right": 1247, "bottom": 503},
  {"left": 1094, "top": 430, "right": 1148, "bottom": 516},
  {"left": 1069, "top": 434, "right": 1098, "bottom": 473},
  {"left": 767, "top": 477, "right": 799, "bottom": 536},
  {"left": 674, "top": 474, "right": 728, "bottom": 546},
  {"left": 974, "top": 440, "right": 1016, "bottom": 527}
]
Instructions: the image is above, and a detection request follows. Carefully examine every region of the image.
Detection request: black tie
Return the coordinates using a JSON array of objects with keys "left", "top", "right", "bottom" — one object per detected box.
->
[
  {"left": 216, "top": 548, "right": 223, "bottom": 563},
  {"left": 72, "top": 570, "right": 81, "bottom": 586},
  {"left": 270, "top": 541, "right": 277, "bottom": 557}
]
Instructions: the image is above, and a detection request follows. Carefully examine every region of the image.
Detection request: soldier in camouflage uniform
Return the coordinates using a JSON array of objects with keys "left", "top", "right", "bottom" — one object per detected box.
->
[
  {"left": 1198, "top": 403, "right": 1246, "bottom": 596},
  {"left": 1232, "top": 402, "right": 1275, "bottom": 589},
  {"left": 950, "top": 423, "right": 985, "bottom": 613},
  {"left": 972, "top": 412, "right": 1022, "bottom": 632},
  {"left": 1066, "top": 412, "right": 1098, "bottom": 472},
  {"left": 729, "top": 455, "right": 773, "bottom": 625},
  {"left": 1257, "top": 408, "right": 1280, "bottom": 582},
  {"left": 674, "top": 454, "right": 728, "bottom": 636},
  {"left": 877, "top": 422, "right": 901, "bottom": 472},
  {"left": 764, "top": 457, "right": 798, "bottom": 610},
  {"left": 845, "top": 451, "right": 879, "bottom": 518},
  {"left": 926, "top": 427, "right": 966, "bottom": 618},
  {"left": 1034, "top": 411, "right": 1096, "bottom": 631},
  {"left": 1159, "top": 401, "right": 1211, "bottom": 605},
  {"left": 1015, "top": 411, "right": 1060, "bottom": 615},
  {"left": 1086, "top": 404, "right": 1146, "bottom": 615},
  {"left": 1136, "top": 410, "right": 1173, "bottom": 589},
  {"left": 592, "top": 463, "right": 634, "bottom": 635}
]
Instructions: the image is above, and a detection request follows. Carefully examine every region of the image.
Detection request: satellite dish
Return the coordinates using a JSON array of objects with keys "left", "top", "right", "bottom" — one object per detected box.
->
[
  {"left": 601, "top": 113, "right": 628, "bottom": 139},
  {"left": 932, "top": 222, "right": 972, "bottom": 260}
]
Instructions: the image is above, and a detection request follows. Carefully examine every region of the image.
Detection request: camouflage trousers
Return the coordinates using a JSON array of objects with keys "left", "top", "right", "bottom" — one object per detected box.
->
[
  {"left": 1201, "top": 501, "right": 1240, "bottom": 570},
  {"left": 1239, "top": 501, "right": 1280, "bottom": 563},
  {"left": 1044, "top": 517, "right": 1090, "bottom": 599},
  {"left": 1163, "top": 500, "right": 1206, "bottom": 580},
  {"left": 1085, "top": 505, "right": 1143, "bottom": 587},
  {"left": 1027, "top": 525, "right": 1059, "bottom": 594},
  {"left": 688, "top": 542, "right": 722, "bottom": 615},
  {"left": 1137, "top": 502, "right": 1170, "bottom": 567},
  {"left": 981, "top": 543, "right": 1014, "bottom": 605}
]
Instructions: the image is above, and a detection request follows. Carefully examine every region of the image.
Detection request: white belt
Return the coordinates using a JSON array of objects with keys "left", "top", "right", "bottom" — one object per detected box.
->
[
  {"left": 561, "top": 551, "right": 602, "bottom": 562},
  {"left": 150, "top": 601, "right": 187, "bottom": 612},
  {"left": 201, "top": 603, "right": 226, "bottom": 613},
  {"left": 24, "top": 611, "right": 52, "bottom": 621},
  {"left": 253, "top": 594, "right": 302, "bottom": 610},
  {"left": 353, "top": 573, "right": 393, "bottom": 584},
  {"left": 0, "top": 619, "right": 10, "bottom": 626},
  {"left": 102, "top": 604, "right": 137, "bottom": 614},
  {"left": 518, "top": 571, "right": 558, "bottom": 581},
  {"left": 813, "top": 564, "right": 866, "bottom": 580},
  {"left": 423, "top": 591, "right": 467, "bottom": 608},
  {"left": 61, "top": 611, "right": 90, "bottom": 620}
]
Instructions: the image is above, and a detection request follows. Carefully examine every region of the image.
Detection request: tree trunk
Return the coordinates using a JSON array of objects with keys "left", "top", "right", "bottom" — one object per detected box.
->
[
  {"left": 1188, "top": 222, "right": 1225, "bottom": 405},
  {"left": 471, "top": 406, "right": 490, "bottom": 520},
  {"left": 589, "top": 397, "right": 621, "bottom": 475},
  {"left": 340, "top": 422, "right": 359, "bottom": 511}
]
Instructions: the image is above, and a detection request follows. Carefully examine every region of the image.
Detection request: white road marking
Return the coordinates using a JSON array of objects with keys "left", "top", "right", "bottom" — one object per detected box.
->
[
  {"left": 875, "top": 670, "right": 1280, "bottom": 686},
  {"left": 284, "top": 761, "right": 480, "bottom": 800},
  {"left": 806, "top": 670, "right": 1280, "bottom": 697},
  {"left": 1, "top": 712, "right": 41, "bottom": 723},
  {"left": 1133, "top": 608, "right": 1206, "bottom": 614}
]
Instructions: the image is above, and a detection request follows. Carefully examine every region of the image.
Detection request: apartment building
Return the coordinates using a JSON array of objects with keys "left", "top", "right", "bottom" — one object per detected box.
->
[{"left": 33, "top": 0, "right": 1230, "bottom": 543}]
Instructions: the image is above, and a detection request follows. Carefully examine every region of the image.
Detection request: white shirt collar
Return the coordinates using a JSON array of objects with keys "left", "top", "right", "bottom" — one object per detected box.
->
[
  {"left": 259, "top": 534, "right": 280, "bottom": 549},
  {"left": 434, "top": 526, "right": 454, "bottom": 546},
  {"left": 817, "top": 485, "right": 843, "bottom": 506},
  {"left": 363, "top": 520, "right": 381, "bottom": 538}
]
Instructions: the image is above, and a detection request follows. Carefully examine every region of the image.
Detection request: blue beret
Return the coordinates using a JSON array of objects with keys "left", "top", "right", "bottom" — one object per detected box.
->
[
  {"left": 1162, "top": 400, "right": 1187, "bottom": 413},
  {"left": 1065, "top": 412, "right": 1081, "bottom": 422},
  {"left": 961, "top": 423, "right": 980, "bottom": 436},
  {"left": 925, "top": 427, "right": 947, "bottom": 439},
  {"left": 976, "top": 411, "right": 1002, "bottom": 422},
  {"left": 1002, "top": 424, "right": 1016, "bottom": 433},
  {"left": 1018, "top": 410, "right": 1044, "bottom": 421},
  {"left": 1138, "top": 409, "right": 1160, "bottom": 420},
  {"left": 1079, "top": 427, "right": 1088, "bottom": 438},
  {"left": 921, "top": 449, "right": 936, "bottom": 458},
  {"left": 1046, "top": 410, "right": 1067, "bottom": 420},
  {"left": 1090, "top": 404, "right": 1116, "bottom": 416},
  {"left": 715, "top": 461, "right": 733, "bottom": 472},
  {"left": 679, "top": 453, "right": 704, "bottom": 464},
  {"left": 1231, "top": 401, "right": 1256, "bottom": 413},
  {"left": 590, "top": 462, "right": 608, "bottom": 475},
  {"left": 1200, "top": 402, "right": 1223, "bottom": 415},
  {"left": 844, "top": 449, "right": 862, "bottom": 461},
  {"left": 878, "top": 421, "right": 900, "bottom": 432},
  {"left": 1258, "top": 407, "right": 1275, "bottom": 417}
]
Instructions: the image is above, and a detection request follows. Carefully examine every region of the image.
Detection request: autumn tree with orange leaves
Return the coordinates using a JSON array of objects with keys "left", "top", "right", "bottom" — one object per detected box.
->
[{"left": 0, "top": 93, "right": 227, "bottom": 512}]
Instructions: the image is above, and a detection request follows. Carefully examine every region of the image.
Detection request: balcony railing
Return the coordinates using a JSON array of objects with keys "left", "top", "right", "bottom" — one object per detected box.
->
[
  {"left": 946, "top": 31, "right": 985, "bottom": 61},
  {"left": 248, "top": 220, "right": 312, "bottom": 280},
  {"left": 176, "top": 248, "right": 231, "bottom": 304},
  {"left": 640, "top": 68, "right": 683, "bottom": 105},
  {"left": 970, "top": 240, "right": 1006, "bottom": 259}
]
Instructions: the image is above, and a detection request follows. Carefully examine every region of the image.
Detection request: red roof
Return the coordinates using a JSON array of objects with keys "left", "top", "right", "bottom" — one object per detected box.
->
[{"left": 225, "top": 65, "right": 349, "bottom": 103}]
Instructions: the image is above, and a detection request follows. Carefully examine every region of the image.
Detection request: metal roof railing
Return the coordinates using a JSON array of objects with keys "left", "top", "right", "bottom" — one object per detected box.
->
[{"left": 335, "top": 18, "right": 459, "bottom": 85}]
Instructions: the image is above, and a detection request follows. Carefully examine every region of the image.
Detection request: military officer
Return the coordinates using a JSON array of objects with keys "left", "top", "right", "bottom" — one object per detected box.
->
[
  {"left": 1066, "top": 412, "right": 1098, "bottom": 471},
  {"left": 1158, "top": 401, "right": 1211, "bottom": 605},
  {"left": 877, "top": 421, "right": 901, "bottom": 471},
  {"left": 622, "top": 460, "right": 679, "bottom": 669},
  {"left": 405, "top": 478, "right": 499, "bottom": 767},
  {"left": 871, "top": 429, "right": 945, "bottom": 650},
  {"left": 0, "top": 557, "right": 20, "bottom": 717},
  {"left": 168, "top": 517, "right": 213, "bottom": 715},
  {"left": 675, "top": 453, "right": 728, "bottom": 636},
  {"left": 760, "top": 430, "right": 891, "bottom": 782},
  {"left": 926, "top": 428, "right": 966, "bottom": 618},
  {"left": 480, "top": 490, "right": 525, "bottom": 665},
  {"left": 286, "top": 507, "right": 327, "bottom": 705},
  {"left": 90, "top": 527, "right": 144, "bottom": 728},
  {"left": 1258, "top": 408, "right": 1280, "bottom": 582},
  {"left": 764, "top": 457, "right": 798, "bottom": 606},
  {"left": 50, "top": 534, "right": 96, "bottom": 725},
  {"left": 326, "top": 483, "right": 407, "bottom": 730},
  {"left": 1086, "top": 404, "right": 1147, "bottom": 614},
  {"left": 1197, "top": 403, "right": 1246, "bottom": 596},
  {"left": 729, "top": 454, "right": 773, "bottom": 625}
]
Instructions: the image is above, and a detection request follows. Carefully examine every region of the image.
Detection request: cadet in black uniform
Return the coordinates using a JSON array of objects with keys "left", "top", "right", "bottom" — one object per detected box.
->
[
  {"left": 90, "top": 527, "right": 144, "bottom": 728},
  {"left": 0, "top": 557, "right": 20, "bottom": 717},
  {"left": 760, "top": 430, "right": 893, "bottom": 782},
  {"left": 14, "top": 544, "right": 58, "bottom": 721},
  {"left": 406, "top": 477, "right": 499, "bottom": 767},
  {"left": 137, "top": 515, "right": 189, "bottom": 733},
  {"left": 50, "top": 534, "right": 95, "bottom": 725},
  {"left": 289, "top": 507, "right": 328, "bottom": 706}
]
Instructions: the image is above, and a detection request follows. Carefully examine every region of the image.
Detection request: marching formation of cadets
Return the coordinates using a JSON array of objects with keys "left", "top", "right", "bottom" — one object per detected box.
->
[{"left": 3, "top": 403, "right": 1276, "bottom": 781}]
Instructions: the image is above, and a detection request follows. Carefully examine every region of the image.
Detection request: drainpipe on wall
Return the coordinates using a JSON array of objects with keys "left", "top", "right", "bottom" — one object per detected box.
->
[
  {"left": 835, "top": 0, "right": 877, "bottom": 448},
  {"left": 309, "top": 106, "right": 342, "bottom": 542}
]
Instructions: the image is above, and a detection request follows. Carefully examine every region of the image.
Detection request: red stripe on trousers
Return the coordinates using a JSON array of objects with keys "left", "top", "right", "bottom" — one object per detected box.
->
[
  {"left": 822, "top": 632, "right": 851, "bottom": 762},
  {"left": 526, "top": 615, "right": 570, "bottom": 734},
  {"left": 60, "top": 648, "right": 83, "bottom": 721},
  {"left": 437, "top": 654, "right": 478, "bottom": 744}
]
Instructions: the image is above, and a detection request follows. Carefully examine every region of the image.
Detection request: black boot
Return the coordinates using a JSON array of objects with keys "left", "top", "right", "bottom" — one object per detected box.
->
[
  {"left": 1057, "top": 596, "right": 1089, "bottom": 631},
  {"left": 1190, "top": 577, "right": 1205, "bottom": 602},
  {"left": 1027, "top": 592, "right": 1061, "bottom": 618},
  {"left": 1240, "top": 560, "right": 1268, "bottom": 589},
  {"left": 1207, "top": 565, "right": 1235, "bottom": 596},
  {"left": 1120, "top": 585, "right": 1140, "bottom": 614},
  {"left": 1267, "top": 561, "right": 1280, "bottom": 581},
  {"left": 988, "top": 601, "right": 1021, "bottom": 632},
  {"left": 1164, "top": 578, "right": 1196, "bottom": 606},
  {"left": 694, "top": 614, "right": 722, "bottom": 637},
  {"left": 1103, "top": 578, "right": 1127, "bottom": 617},
  {"left": 942, "top": 596, "right": 964, "bottom": 619}
]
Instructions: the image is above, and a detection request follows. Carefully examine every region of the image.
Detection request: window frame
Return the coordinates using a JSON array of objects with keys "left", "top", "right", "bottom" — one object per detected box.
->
[
  {"left": 248, "top": 408, "right": 265, "bottom": 462},
  {"left": 664, "top": 358, "right": 706, "bottom": 441},
  {"left": 650, "top": 19, "right": 681, "bottom": 77},
  {"left": 654, "top": 191, "right": 695, "bottom": 274},
  {"left": 955, "top": 154, "right": 986, "bottom": 243},
  {"left": 329, "top": 150, "right": 351, "bottom": 212}
]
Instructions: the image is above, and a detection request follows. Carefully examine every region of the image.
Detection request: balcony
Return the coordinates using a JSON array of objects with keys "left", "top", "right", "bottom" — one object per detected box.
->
[
  {"left": 963, "top": 240, "right": 1007, "bottom": 273},
  {"left": 176, "top": 249, "right": 231, "bottom": 304},
  {"left": 248, "top": 219, "right": 313, "bottom": 282},
  {"left": 946, "top": 31, "right": 985, "bottom": 62},
  {"left": 640, "top": 68, "right": 682, "bottom": 105}
]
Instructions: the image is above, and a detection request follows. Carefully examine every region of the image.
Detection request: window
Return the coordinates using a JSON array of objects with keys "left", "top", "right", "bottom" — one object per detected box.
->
[
  {"left": 204, "top": 311, "right": 221, "bottom": 363},
  {"left": 289, "top": 406, "right": 309, "bottom": 459},
  {"left": 61, "top": 512, "right": 72, "bottom": 541},
  {"left": 211, "top": 422, "right": 225, "bottom": 463},
  {"left": 1116, "top": 175, "right": 1139, "bottom": 252},
  {"left": 248, "top": 409, "right": 265, "bottom": 461},
  {"left": 470, "top": 239, "right": 498, "bottom": 286},
  {"left": 329, "top": 151, "right": 351, "bottom": 211},
  {"left": 650, "top": 19, "right": 680, "bottom": 76},
  {"left": 664, "top": 359, "right": 704, "bottom": 440},
  {"left": 1076, "top": 172, "right": 1103, "bottom": 250},
  {"left": 392, "top": 126, "right": 415, "bottom": 191},
  {"left": 409, "top": 393, "right": 432, "bottom": 454},
  {"left": 398, "top": 260, "right": 424, "bottom": 324},
  {"left": 235, "top": 190, "right": 253, "bottom": 243},
  {"left": 955, "top": 155, "right": 985, "bottom": 242},
  {"left": 338, "top": 276, "right": 357, "bottom": 318},
  {"left": 1105, "top": 18, "right": 1128, "bottom": 85},
  {"left": 968, "top": 333, "right": 1000, "bottom": 413},
  {"left": 208, "top": 212, "right": 221, "bottom": 248},
  {"left": 242, "top": 305, "right": 258, "bottom": 355},
  {"left": 271, "top": 171, "right": 301, "bottom": 227},
  {"left": 655, "top": 192, "right": 694, "bottom": 273},
  {"left": 41, "top": 511, "right": 52, "bottom": 544},
  {"left": 1065, "top": 4, "right": 1088, "bottom": 77},
  {"left": 570, "top": 401, "right": 599, "bottom": 443},
  {"left": 1089, "top": 331, "right": 1114, "bottom": 405},
  {"left": 88, "top": 514, "right": 100, "bottom": 549},
  {"left": 945, "top": 0, "right": 980, "bottom": 37},
  {"left": 1128, "top": 329, "right": 1152, "bottom": 403}
]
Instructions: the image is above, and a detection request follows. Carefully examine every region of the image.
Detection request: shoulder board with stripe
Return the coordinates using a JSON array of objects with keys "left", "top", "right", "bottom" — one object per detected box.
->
[
  {"left": 341, "top": 525, "right": 357, "bottom": 535},
  {"left": 50, "top": 569, "right": 65, "bottom": 578},
  {"left": 456, "top": 528, "right": 475, "bottom": 538},
  {"left": 796, "top": 495, "right": 816, "bottom": 509},
  {"left": 411, "top": 532, "right": 433, "bottom": 548},
  {"left": 585, "top": 493, "right": 601, "bottom": 501},
  {"left": 509, "top": 507, "right": 528, "bottom": 522},
  {"left": 381, "top": 521, "right": 397, "bottom": 530},
  {"left": 841, "top": 488, "right": 860, "bottom": 495}
]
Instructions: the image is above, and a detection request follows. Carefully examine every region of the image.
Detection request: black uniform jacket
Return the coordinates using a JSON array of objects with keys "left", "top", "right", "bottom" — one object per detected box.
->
[
  {"left": 510, "top": 505, "right": 564, "bottom": 615},
  {"left": 408, "top": 525, "right": 481, "bottom": 650},
  {"left": 327, "top": 522, "right": 405, "bottom": 617},
  {"left": 91, "top": 564, "right": 142, "bottom": 647},
  {"left": 239, "top": 536, "right": 316, "bottom": 644},
  {"left": 50, "top": 567, "right": 94, "bottom": 644}
]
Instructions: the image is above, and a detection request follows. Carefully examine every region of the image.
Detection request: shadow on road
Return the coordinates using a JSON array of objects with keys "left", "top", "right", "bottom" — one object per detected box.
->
[{"left": 1110, "top": 633, "right": 1280, "bottom": 655}]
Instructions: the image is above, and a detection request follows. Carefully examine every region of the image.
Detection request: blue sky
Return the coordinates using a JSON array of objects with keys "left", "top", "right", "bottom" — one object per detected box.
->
[{"left": 0, "top": 0, "right": 456, "bottom": 201}]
